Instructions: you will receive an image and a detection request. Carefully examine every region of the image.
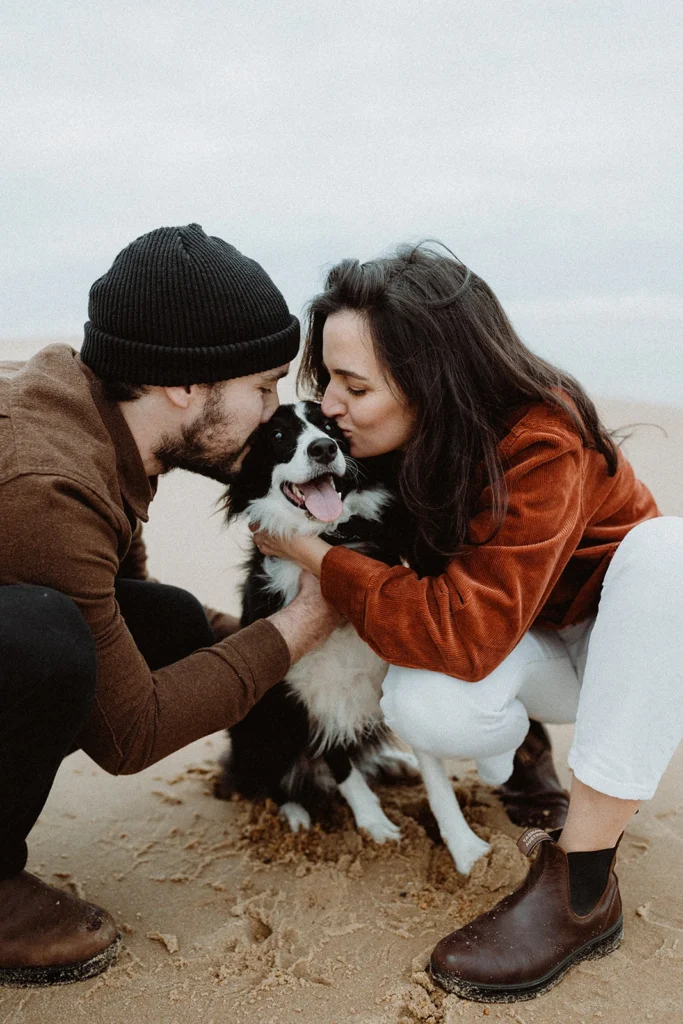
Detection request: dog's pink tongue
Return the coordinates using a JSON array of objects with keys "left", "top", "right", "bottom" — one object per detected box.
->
[{"left": 299, "top": 477, "right": 343, "bottom": 522}]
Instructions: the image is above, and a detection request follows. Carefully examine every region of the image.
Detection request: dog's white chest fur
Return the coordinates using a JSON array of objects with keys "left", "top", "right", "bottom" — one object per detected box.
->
[{"left": 261, "top": 557, "right": 387, "bottom": 749}]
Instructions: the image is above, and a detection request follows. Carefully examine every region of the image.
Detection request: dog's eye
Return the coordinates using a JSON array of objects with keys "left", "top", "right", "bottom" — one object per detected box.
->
[
  {"left": 324, "top": 422, "right": 334, "bottom": 433},
  {"left": 272, "top": 430, "right": 283, "bottom": 442}
]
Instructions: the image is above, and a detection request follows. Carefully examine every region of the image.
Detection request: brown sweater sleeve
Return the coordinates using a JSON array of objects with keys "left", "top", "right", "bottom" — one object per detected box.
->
[
  {"left": 320, "top": 428, "right": 585, "bottom": 681},
  {"left": 116, "top": 519, "right": 150, "bottom": 580},
  {"left": 0, "top": 474, "right": 289, "bottom": 775}
]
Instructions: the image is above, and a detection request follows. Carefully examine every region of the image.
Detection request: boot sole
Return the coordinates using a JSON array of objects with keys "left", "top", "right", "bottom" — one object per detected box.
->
[
  {"left": 430, "top": 916, "right": 623, "bottom": 1003},
  {"left": 0, "top": 933, "right": 122, "bottom": 988}
]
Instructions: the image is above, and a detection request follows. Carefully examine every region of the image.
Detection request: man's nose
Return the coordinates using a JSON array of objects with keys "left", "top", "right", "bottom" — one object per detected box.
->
[{"left": 307, "top": 437, "right": 338, "bottom": 465}]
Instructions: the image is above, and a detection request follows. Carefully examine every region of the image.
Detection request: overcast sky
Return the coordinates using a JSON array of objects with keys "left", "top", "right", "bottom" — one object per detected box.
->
[{"left": 1, "top": 0, "right": 681, "bottom": 402}]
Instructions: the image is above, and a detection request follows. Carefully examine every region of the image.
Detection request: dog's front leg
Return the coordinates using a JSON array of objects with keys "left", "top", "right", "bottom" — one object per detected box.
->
[
  {"left": 415, "top": 750, "right": 490, "bottom": 875},
  {"left": 325, "top": 747, "right": 401, "bottom": 843}
]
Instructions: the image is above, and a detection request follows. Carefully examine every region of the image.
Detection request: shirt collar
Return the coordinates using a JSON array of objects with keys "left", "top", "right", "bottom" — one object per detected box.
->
[{"left": 77, "top": 356, "right": 156, "bottom": 521}]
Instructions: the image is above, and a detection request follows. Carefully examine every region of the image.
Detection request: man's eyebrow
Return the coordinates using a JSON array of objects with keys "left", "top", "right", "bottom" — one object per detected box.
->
[{"left": 331, "top": 368, "right": 370, "bottom": 383}]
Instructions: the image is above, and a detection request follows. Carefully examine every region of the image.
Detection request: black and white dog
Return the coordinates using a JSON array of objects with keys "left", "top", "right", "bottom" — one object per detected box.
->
[{"left": 218, "top": 401, "right": 490, "bottom": 873}]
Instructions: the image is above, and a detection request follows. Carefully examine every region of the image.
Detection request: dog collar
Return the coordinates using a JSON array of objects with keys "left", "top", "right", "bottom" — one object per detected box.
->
[{"left": 323, "top": 516, "right": 383, "bottom": 545}]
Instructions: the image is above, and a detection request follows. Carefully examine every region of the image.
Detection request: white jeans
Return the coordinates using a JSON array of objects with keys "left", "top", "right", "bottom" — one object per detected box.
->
[{"left": 379, "top": 517, "right": 683, "bottom": 802}]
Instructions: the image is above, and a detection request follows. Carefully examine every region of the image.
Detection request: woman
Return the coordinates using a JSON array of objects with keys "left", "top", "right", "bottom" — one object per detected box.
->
[{"left": 252, "top": 243, "right": 683, "bottom": 1002}]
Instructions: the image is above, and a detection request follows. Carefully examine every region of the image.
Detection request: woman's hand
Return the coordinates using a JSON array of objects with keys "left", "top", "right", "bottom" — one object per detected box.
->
[{"left": 249, "top": 524, "right": 332, "bottom": 577}]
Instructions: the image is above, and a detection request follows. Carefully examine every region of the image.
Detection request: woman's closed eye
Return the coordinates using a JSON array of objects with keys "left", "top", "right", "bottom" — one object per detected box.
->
[{"left": 347, "top": 386, "right": 367, "bottom": 397}]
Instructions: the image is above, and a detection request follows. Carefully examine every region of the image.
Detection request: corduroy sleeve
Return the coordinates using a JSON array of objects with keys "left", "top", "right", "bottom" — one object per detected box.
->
[
  {"left": 320, "top": 428, "right": 586, "bottom": 681},
  {"left": 0, "top": 473, "right": 290, "bottom": 774}
]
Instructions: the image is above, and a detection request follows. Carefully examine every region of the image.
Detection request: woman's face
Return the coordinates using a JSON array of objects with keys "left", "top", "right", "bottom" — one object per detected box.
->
[{"left": 320, "top": 309, "right": 416, "bottom": 458}]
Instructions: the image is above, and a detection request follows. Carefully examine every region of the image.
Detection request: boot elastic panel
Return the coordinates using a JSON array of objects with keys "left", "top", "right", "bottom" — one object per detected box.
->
[
  {"left": 546, "top": 828, "right": 619, "bottom": 917},
  {"left": 567, "top": 848, "right": 617, "bottom": 916}
]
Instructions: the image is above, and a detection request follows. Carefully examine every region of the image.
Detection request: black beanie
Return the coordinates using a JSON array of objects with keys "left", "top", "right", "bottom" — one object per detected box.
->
[{"left": 81, "top": 223, "right": 300, "bottom": 385}]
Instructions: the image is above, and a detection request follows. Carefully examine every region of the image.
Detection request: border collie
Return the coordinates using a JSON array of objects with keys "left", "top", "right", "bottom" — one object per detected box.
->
[{"left": 218, "top": 401, "right": 490, "bottom": 873}]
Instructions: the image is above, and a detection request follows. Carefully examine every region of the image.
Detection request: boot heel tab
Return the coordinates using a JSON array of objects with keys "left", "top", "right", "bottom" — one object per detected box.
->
[{"left": 517, "top": 828, "right": 554, "bottom": 857}]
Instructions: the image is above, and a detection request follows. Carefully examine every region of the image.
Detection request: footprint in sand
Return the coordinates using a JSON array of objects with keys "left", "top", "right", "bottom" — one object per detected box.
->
[{"left": 636, "top": 898, "right": 683, "bottom": 934}]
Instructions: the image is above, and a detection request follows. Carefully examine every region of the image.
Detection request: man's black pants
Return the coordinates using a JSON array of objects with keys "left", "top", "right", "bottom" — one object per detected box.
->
[{"left": 0, "top": 580, "right": 214, "bottom": 881}]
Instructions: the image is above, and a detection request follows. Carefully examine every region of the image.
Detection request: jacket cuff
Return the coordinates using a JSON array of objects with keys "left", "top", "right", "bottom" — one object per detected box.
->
[
  {"left": 220, "top": 618, "right": 291, "bottom": 702},
  {"left": 320, "top": 545, "right": 389, "bottom": 634}
]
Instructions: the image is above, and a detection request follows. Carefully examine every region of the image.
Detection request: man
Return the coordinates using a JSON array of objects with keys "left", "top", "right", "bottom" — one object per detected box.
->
[{"left": 0, "top": 224, "right": 340, "bottom": 986}]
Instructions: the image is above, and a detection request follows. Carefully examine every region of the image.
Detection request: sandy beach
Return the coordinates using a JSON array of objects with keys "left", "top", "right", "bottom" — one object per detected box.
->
[{"left": 1, "top": 348, "right": 682, "bottom": 1024}]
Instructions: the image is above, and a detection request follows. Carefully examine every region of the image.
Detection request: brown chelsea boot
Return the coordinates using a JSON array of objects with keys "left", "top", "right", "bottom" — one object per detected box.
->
[
  {"left": 429, "top": 828, "right": 623, "bottom": 1002},
  {"left": 497, "top": 720, "right": 570, "bottom": 830},
  {"left": 0, "top": 871, "right": 121, "bottom": 987}
]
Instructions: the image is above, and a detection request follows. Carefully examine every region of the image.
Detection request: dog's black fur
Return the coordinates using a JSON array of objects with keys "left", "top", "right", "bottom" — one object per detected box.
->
[{"left": 216, "top": 401, "right": 406, "bottom": 823}]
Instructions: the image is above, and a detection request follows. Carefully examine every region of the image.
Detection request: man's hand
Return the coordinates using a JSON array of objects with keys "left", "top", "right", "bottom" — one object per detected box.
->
[{"left": 267, "top": 570, "right": 344, "bottom": 663}]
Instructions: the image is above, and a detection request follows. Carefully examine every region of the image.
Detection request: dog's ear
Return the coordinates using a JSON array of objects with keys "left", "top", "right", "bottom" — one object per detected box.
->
[
  {"left": 219, "top": 483, "right": 249, "bottom": 521},
  {"left": 219, "top": 433, "right": 274, "bottom": 521}
]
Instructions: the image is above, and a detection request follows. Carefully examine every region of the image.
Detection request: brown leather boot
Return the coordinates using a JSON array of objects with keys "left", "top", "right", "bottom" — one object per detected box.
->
[
  {"left": 496, "top": 720, "right": 569, "bottom": 829},
  {"left": 429, "top": 828, "right": 623, "bottom": 1002},
  {"left": 0, "top": 871, "right": 121, "bottom": 987}
]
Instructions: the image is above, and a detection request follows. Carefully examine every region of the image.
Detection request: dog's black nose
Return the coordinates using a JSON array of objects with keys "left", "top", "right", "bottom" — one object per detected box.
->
[{"left": 307, "top": 437, "right": 338, "bottom": 464}]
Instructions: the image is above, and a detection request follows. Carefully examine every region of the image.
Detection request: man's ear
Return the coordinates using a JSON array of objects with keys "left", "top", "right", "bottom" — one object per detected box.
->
[{"left": 163, "top": 385, "right": 196, "bottom": 410}]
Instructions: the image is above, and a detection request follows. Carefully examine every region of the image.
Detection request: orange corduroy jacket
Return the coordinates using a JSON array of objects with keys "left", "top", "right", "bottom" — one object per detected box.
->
[{"left": 320, "top": 400, "right": 659, "bottom": 682}]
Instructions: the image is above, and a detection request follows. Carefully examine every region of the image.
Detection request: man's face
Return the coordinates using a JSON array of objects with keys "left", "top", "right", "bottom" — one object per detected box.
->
[{"left": 154, "top": 365, "right": 289, "bottom": 484}]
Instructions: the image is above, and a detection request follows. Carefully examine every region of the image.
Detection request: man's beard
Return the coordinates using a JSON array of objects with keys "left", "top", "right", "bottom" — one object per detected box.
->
[{"left": 153, "top": 387, "right": 248, "bottom": 486}]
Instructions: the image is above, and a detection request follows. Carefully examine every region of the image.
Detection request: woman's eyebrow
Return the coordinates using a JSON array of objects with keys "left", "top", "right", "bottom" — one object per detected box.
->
[{"left": 331, "top": 368, "right": 371, "bottom": 383}]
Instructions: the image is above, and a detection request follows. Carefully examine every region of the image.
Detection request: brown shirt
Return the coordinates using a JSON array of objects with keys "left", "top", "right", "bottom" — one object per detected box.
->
[
  {"left": 321, "top": 399, "right": 659, "bottom": 681},
  {"left": 0, "top": 345, "right": 290, "bottom": 774}
]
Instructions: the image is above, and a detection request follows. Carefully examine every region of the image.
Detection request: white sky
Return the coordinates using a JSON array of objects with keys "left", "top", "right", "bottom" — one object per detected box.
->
[{"left": 1, "top": 0, "right": 681, "bottom": 402}]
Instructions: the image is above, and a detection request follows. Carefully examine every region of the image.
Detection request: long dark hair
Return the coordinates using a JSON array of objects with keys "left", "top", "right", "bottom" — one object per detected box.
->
[{"left": 298, "top": 242, "right": 618, "bottom": 573}]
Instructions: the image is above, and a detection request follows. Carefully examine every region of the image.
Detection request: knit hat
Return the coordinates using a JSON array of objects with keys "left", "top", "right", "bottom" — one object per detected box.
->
[{"left": 81, "top": 223, "right": 300, "bottom": 385}]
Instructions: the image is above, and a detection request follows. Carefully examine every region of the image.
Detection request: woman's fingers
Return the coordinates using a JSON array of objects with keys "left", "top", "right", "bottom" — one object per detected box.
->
[
  {"left": 252, "top": 527, "right": 283, "bottom": 558},
  {"left": 248, "top": 521, "right": 271, "bottom": 552},
  {"left": 252, "top": 530, "right": 270, "bottom": 553}
]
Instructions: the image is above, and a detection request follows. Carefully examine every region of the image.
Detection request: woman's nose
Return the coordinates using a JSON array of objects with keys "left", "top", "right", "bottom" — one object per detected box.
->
[{"left": 321, "top": 385, "right": 344, "bottom": 418}]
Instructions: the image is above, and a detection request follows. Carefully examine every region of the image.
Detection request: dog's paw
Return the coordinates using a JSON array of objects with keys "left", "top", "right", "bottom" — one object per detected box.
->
[
  {"left": 445, "top": 832, "right": 491, "bottom": 875},
  {"left": 279, "top": 801, "right": 311, "bottom": 833},
  {"left": 359, "top": 813, "right": 402, "bottom": 844}
]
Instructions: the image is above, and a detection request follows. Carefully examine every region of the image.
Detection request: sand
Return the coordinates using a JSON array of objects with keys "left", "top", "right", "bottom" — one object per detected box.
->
[{"left": 1, "top": 354, "right": 682, "bottom": 1023}]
